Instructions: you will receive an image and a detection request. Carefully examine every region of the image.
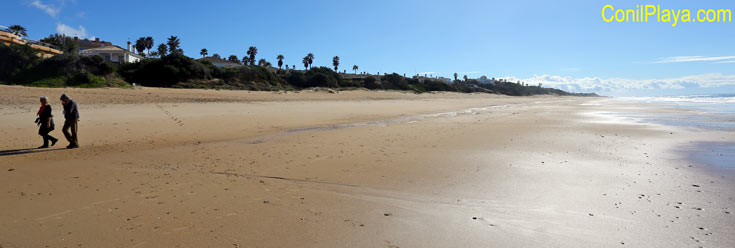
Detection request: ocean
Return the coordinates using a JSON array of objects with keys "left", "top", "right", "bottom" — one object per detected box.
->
[
  {"left": 619, "top": 93, "right": 735, "bottom": 131},
  {"left": 619, "top": 94, "right": 735, "bottom": 174}
]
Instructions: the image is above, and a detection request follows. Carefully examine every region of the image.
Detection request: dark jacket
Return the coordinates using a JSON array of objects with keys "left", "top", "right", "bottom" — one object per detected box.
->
[
  {"left": 63, "top": 99, "right": 79, "bottom": 120},
  {"left": 39, "top": 105, "right": 55, "bottom": 131}
]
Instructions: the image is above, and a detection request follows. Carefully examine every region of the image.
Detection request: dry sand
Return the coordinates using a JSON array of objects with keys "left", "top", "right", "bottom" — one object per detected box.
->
[{"left": 0, "top": 85, "right": 733, "bottom": 247}]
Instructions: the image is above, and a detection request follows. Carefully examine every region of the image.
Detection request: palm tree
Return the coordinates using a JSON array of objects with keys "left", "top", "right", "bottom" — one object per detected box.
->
[
  {"left": 307, "top": 53, "right": 315, "bottom": 69},
  {"left": 453, "top": 73, "right": 458, "bottom": 82},
  {"left": 352, "top": 65, "right": 358, "bottom": 74},
  {"left": 332, "top": 56, "right": 340, "bottom": 71},
  {"left": 463, "top": 75, "right": 468, "bottom": 81},
  {"left": 135, "top": 37, "right": 147, "bottom": 55},
  {"left": 8, "top": 25, "right": 27, "bottom": 37},
  {"left": 200, "top": 48, "right": 208, "bottom": 57},
  {"left": 167, "top": 36, "right": 180, "bottom": 54},
  {"left": 144, "top": 37, "right": 154, "bottom": 56},
  {"left": 247, "top": 46, "right": 258, "bottom": 65},
  {"left": 277, "top": 54, "right": 284, "bottom": 70},
  {"left": 157, "top": 43, "right": 168, "bottom": 57},
  {"left": 302, "top": 56, "right": 309, "bottom": 70},
  {"left": 228, "top": 55, "right": 239, "bottom": 63},
  {"left": 242, "top": 56, "right": 249, "bottom": 65}
]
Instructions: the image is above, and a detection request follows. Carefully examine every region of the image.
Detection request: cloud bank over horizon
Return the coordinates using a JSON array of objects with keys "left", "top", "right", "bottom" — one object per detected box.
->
[{"left": 502, "top": 73, "right": 735, "bottom": 96}]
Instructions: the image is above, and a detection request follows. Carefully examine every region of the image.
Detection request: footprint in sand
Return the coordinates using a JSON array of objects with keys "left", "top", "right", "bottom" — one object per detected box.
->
[{"left": 472, "top": 216, "right": 497, "bottom": 227}]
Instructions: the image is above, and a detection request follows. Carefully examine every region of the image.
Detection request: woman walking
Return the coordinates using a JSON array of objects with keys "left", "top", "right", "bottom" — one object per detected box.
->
[{"left": 36, "top": 96, "right": 58, "bottom": 148}]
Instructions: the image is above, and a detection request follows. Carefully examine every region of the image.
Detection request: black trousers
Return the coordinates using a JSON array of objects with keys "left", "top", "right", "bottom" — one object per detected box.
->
[{"left": 38, "top": 126, "right": 57, "bottom": 146}]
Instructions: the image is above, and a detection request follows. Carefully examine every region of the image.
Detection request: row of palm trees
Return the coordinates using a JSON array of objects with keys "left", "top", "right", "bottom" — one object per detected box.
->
[
  {"left": 131, "top": 35, "right": 182, "bottom": 58},
  {"left": 7, "top": 24, "right": 364, "bottom": 75},
  {"left": 199, "top": 46, "right": 360, "bottom": 74}
]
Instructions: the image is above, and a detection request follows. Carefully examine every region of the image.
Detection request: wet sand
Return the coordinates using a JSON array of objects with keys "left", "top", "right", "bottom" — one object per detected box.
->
[{"left": 0, "top": 86, "right": 733, "bottom": 247}]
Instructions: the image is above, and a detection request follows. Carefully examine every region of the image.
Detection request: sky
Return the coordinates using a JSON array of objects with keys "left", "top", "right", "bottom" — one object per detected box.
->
[{"left": 3, "top": 0, "right": 734, "bottom": 96}]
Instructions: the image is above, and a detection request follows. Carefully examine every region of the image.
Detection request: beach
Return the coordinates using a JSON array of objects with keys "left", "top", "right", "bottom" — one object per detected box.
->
[{"left": 0, "top": 85, "right": 733, "bottom": 247}]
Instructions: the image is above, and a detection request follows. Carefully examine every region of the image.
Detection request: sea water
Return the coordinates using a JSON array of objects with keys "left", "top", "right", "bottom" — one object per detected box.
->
[
  {"left": 620, "top": 94, "right": 735, "bottom": 174},
  {"left": 620, "top": 93, "right": 735, "bottom": 131}
]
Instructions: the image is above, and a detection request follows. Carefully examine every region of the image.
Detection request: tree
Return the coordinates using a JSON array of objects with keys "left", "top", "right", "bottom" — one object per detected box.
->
[
  {"left": 228, "top": 55, "right": 239, "bottom": 63},
  {"left": 258, "top": 58, "right": 271, "bottom": 67},
  {"left": 157, "top": 43, "right": 168, "bottom": 57},
  {"left": 453, "top": 72, "right": 458, "bottom": 82},
  {"left": 302, "top": 56, "right": 309, "bottom": 69},
  {"left": 246, "top": 46, "right": 258, "bottom": 65},
  {"left": 40, "top": 34, "right": 79, "bottom": 54},
  {"left": 8, "top": 25, "right": 27, "bottom": 37},
  {"left": 463, "top": 75, "right": 468, "bottom": 81},
  {"left": 212, "top": 53, "right": 221, "bottom": 59},
  {"left": 332, "top": 56, "right": 340, "bottom": 71},
  {"left": 352, "top": 65, "right": 358, "bottom": 74},
  {"left": 277, "top": 54, "right": 284, "bottom": 70},
  {"left": 200, "top": 48, "right": 208, "bottom": 57},
  {"left": 144, "top": 37, "right": 154, "bottom": 56},
  {"left": 306, "top": 53, "right": 314, "bottom": 69},
  {"left": 135, "top": 37, "right": 147, "bottom": 55},
  {"left": 167, "top": 36, "right": 180, "bottom": 54},
  {"left": 242, "top": 56, "right": 249, "bottom": 65}
]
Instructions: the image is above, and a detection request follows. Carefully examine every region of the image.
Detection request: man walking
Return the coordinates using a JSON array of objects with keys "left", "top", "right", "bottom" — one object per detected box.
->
[{"left": 60, "top": 94, "right": 79, "bottom": 149}]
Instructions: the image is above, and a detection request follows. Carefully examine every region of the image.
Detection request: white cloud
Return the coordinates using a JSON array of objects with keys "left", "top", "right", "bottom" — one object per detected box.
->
[
  {"left": 56, "top": 23, "right": 89, "bottom": 38},
  {"left": 651, "top": 56, "right": 735, "bottom": 64},
  {"left": 501, "top": 73, "right": 735, "bottom": 95},
  {"left": 714, "top": 60, "right": 735, "bottom": 64},
  {"left": 29, "top": 0, "right": 60, "bottom": 17}
]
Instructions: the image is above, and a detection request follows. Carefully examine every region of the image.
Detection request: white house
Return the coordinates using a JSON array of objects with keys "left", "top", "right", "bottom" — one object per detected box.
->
[{"left": 79, "top": 45, "right": 143, "bottom": 63}]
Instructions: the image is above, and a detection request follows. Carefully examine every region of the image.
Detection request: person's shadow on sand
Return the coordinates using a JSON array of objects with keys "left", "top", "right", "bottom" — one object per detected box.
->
[{"left": 0, "top": 148, "right": 66, "bottom": 157}]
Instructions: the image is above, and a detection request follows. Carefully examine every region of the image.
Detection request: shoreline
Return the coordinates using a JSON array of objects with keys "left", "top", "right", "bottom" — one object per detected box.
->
[{"left": 1, "top": 87, "right": 733, "bottom": 247}]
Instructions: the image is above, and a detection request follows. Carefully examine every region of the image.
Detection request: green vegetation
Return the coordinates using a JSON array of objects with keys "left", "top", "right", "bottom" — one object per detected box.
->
[
  {"left": 246, "top": 46, "right": 257, "bottom": 66},
  {"left": 332, "top": 56, "right": 339, "bottom": 71},
  {"left": 0, "top": 43, "right": 40, "bottom": 81},
  {"left": 277, "top": 54, "right": 284, "bottom": 70},
  {"left": 0, "top": 43, "right": 129, "bottom": 87},
  {"left": 118, "top": 53, "right": 210, "bottom": 87},
  {"left": 8, "top": 25, "right": 27, "bottom": 37},
  {"left": 0, "top": 29, "right": 596, "bottom": 96},
  {"left": 40, "top": 34, "right": 79, "bottom": 54},
  {"left": 156, "top": 43, "right": 168, "bottom": 57},
  {"left": 167, "top": 36, "right": 181, "bottom": 54}
]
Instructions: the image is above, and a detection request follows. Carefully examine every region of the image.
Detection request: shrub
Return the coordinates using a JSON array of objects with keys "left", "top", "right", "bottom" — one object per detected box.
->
[
  {"left": 306, "top": 72, "right": 338, "bottom": 88},
  {"left": 380, "top": 73, "right": 409, "bottom": 90},
  {"left": 285, "top": 71, "right": 307, "bottom": 87},
  {"left": 7, "top": 52, "right": 120, "bottom": 87},
  {"left": 119, "top": 53, "right": 210, "bottom": 87},
  {"left": 363, "top": 76, "right": 380, "bottom": 89},
  {"left": 0, "top": 43, "right": 42, "bottom": 82}
]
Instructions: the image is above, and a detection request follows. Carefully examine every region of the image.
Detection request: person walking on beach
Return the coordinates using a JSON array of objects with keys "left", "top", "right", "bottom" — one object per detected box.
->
[
  {"left": 60, "top": 94, "right": 79, "bottom": 149},
  {"left": 36, "top": 96, "right": 58, "bottom": 148}
]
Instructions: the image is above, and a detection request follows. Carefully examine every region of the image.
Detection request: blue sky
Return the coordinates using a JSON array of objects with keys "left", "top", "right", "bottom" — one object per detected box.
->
[{"left": 3, "top": 0, "right": 734, "bottom": 96}]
